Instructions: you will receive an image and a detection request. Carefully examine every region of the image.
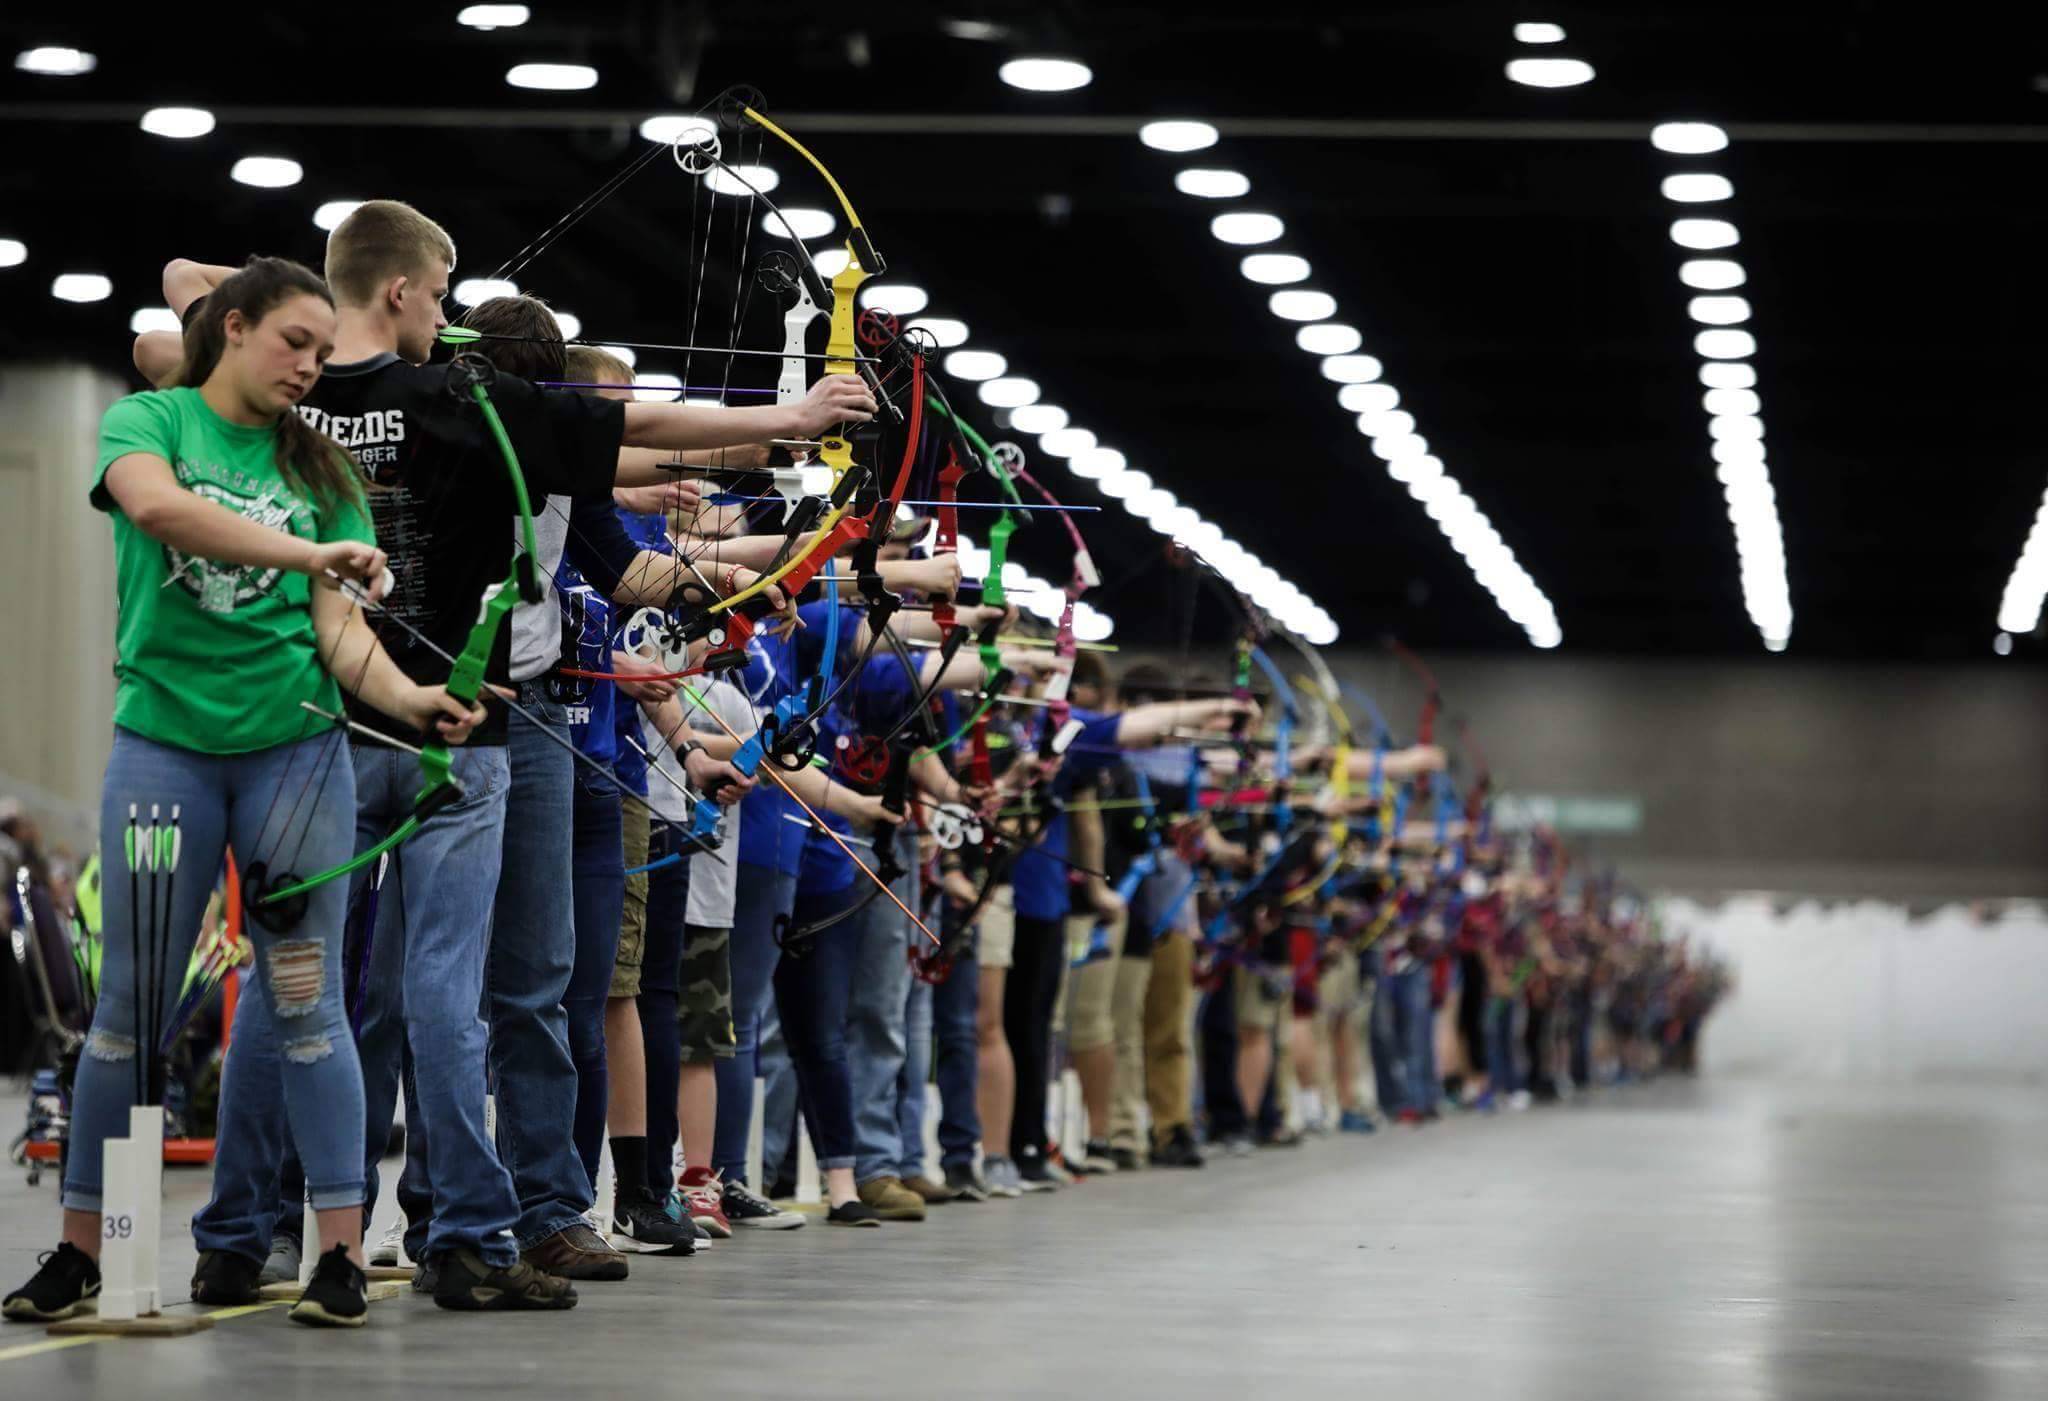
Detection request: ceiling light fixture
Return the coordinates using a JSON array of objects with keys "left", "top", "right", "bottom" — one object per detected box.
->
[
  {"left": 978, "top": 376, "right": 1040, "bottom": 409},
  {"left": 1210, "top": 212, "right": 1284, "bottom": 245},
  {"left": 1240, "top": 253, "right": 1311, "bottom": 285},
  {"left": 1139, "top": 119, "right": 1219, "bottom": 152},
  {"left": 858, "top": 283, "right": 929, "bottom": 315},
  {"left": 1505, "top": 57, "right": 1595, "bottom": 88},
  {"left": 458, "top": 3, "right": 530, "bottom": 27},
  {"left": 455, "top": 278, "right": 518, "bottom": 305},
  {"left": 1650, "top": 121, "right": 1729, "bottom": 154},
  {"left": 506, "top": 63, "right": 597, "bottom": 91},
  {"left": 998, "top": 56, "right": 1092, "bottom": 91},
  {"left": 764, "top": 207, "right": 836, "bottom": 240},
  {"left": 704, "top": 164, "right": 780, "bottom": 196},
  {"left": 1678, "top": 258, "right": 1746, "bottom": 290},
  {"left": 140, "top": 106, "right": 215, "bottom": 139},
  {"left": 231, "top": 156, "right": 303, "bottom": 188},
  {"left": 313, "top": 200, "right": 363, "bottom": 231},
  {"left": 0, "top": 239, "right": 26, "bottom": 268},
  {"left": 1268, "top": 289, "right": 1336, "bottom": 321},
  {"left": 129, "top": 307, "right": 179, "bottom": 334},
  {"left": 1337, "top": 382, "right": 1398, "bottom": 414},
  {"left": 1008, "top": 403, "right": 1069, "bottom": 434},
  {"left": 639, "top": 114, "right": 715, "bottom": 145},
  {"left": 1175, "top": 168, "right": 1250, "bottom": 198},
  {"left": 50, "top": 273, "right": 111, "bottom": 303},
  {"left": 1670, "top": 218, "right": 1739, "bottom": 250},
  {"left": 943, "top": 349, "right": 1007, "bottom": 381},
  {"left": 1688, "top": 294, "right": 1752, "bottom": 325},
  {"left": 1320, "top": 355, "right": 1382, "bottom": 384},
  {"left": 906, "top": 316, "right": 969, "bottom": 347},
  {"left": 1514, "top": 22, "right": 1567, "bottom": 42},
  {"left": 1662, "top": 173, "right": 1734, "bottom": 203},
  {"left": 1296, "top": 323, "right": 1363, "bottom": 355},
  {"left": 14, "top": 47, "right": 95, "bottom": 76}
]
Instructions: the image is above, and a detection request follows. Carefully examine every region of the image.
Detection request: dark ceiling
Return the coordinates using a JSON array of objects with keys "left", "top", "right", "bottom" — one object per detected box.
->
[{"left": 3, "top": 2, "right": 2045, "bottom": 659}]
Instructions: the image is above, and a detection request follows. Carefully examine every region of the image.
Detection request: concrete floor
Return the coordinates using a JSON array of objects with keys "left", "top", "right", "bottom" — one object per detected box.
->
[{"left": 3, "top": 1077, "right": 2046, "bottom": 1399}]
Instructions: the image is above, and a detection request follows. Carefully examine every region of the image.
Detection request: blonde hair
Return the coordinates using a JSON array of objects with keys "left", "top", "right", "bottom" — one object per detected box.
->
[
  {"left": 324, "top": 199, "right": 457, "bottom": 307},
  {"left": 564, "top": 345, "right": 631, "bottom": 391}
]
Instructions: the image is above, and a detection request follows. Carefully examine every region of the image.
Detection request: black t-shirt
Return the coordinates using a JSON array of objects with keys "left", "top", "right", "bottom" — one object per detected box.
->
[{"left": 299, "top": 354, "right": 625, "bottom": 744}]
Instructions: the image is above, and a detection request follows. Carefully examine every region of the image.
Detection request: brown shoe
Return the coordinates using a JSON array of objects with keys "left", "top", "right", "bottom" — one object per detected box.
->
[
  {"left": 901, "top": 1173, "right": 959, "bottom": 1204},
  {"left": 855, "top": 1175, "right": 927, "bottom": 1221},
  {"left": 521, "top": 1223, "right": 629, "bottom": 1281}
]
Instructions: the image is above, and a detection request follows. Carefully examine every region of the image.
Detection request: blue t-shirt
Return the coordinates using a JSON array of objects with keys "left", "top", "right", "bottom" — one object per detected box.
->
[
  {"left": 553, "top": 568, "right": 617, "bottom": 764},
  {"left": 794, "top": 641, "right": 920, "bottom": 898},
  {"left": 1010, "top": 707, "right": 1123, "bottom": 920},
  {"left": 733, "top": 598, "right": 841, "bottom": 875}
]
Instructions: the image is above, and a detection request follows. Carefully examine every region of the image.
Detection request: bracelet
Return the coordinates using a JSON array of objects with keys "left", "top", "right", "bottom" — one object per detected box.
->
[{"left": 723, "top": 564, "right": 743, "bottom": 596}]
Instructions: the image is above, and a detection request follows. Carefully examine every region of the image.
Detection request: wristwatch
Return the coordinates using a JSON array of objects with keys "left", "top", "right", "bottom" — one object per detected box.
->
[{"left": 674, "top": 738, "right": 708, "bottom": 766}]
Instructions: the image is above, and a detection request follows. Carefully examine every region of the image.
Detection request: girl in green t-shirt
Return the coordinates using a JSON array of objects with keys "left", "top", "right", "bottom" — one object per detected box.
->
[{"left": 3, "top": 257, "right": 483, "bottom": 1331}]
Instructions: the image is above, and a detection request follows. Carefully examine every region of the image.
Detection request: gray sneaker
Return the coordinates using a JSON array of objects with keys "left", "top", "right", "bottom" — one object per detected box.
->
[
  {"left": 982, "top": 1156, "right": 1023, "bottom": 1198},
  {"left": 258, "top": 1233, "right": 303, "bottom": 1287}
]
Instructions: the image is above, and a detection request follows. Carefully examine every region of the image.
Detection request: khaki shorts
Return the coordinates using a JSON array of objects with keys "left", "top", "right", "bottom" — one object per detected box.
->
[
  {"left": 977, "top": 886, "right": 1016, "bottom": 970},
  {"left": 1318, "top": 954, "right": 1364, "bottom": 1019},
  {"left": 1234, "top": 963, "right": 1287, "bottom": 1033},
  {"left": 611, "top": 798, "right": 650, "bottom": 998}
]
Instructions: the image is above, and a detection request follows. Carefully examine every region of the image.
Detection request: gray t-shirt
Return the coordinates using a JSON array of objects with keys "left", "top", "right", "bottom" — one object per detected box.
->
[{"left": 640, "top": 677, "right": 750, "bottom": 926}]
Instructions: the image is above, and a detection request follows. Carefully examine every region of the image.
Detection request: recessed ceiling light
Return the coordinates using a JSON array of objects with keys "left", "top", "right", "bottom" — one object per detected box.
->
[
  {"left": 1688, "top": 295, "right": 1752, "bottom": 325},
  {"left": 0, "top": 239, "right": 26, "bottom": 268},
  {"left": 1210, "top": 212, "right": 1284, "bottom": 245},
  {"left": 1703, "top": 387, "right": 1761, "bottom": 417},
  {"left": 998, "top": 56, "right": 1092, "bottom": 92},
  {"left": 140, "top": 106, "right": 215, "bottom": 139},
  {"left": 1009, "top": 404, "right": 1068, "bottom": 434},
  {"left": 1318, "top": 354, "right": 1382, "bottom": 384},
  {"left": 1240, "top": 253, "right": 1310, "bottom": 285},
  {"left": 1039, "top": 427, "right": 1098, "bottom": 457},
  {"left": 1700, "top": 361, "right": 1756, "bottom": 390},
  {"left": 764, "top": 207, "right": 836, "bottom": 240},
  {"left": 705, "top": 164, "right": 780, "bottom": 196},
  {"left": 906, "top": 316, "right": 969, "bottom": 347},
  {"left": 858, "top": 284, "right": 929, "bottom": 315},
  {"left": 632, "top": 373, "right": 682, "bottom": 401},
  {"left": 1175, "top": 168, "right": 1249, "bottom": 198},
  {"left": 1505, "top": 57, "right": 1594, "bottom": 88},
  {"left": 1696, "top": 329, "right": 1757, "bottom": 359},
  {"left": 1139, "top": 119, "right": 1218, "bottom": 153},
  {"left": 640, "top": 114, "right": 716, "bottom": 146},
  {"left": 50, "top": 273, "right": 111, "bottom": 303},
  {"left": 313, "top": 201, "right": 363, "bottom": 232},
  {"left": 455, "top": 278, "right": 519, "bottom": 306},
  {"left": 1679, "top": 258, "right": 1745, "bottom": 290},
  {"left": 506, "top": 63, "right": 598, "bottom": 91},
  {"left": 1662, "top": 173, "right": 1734, "bottom": 203},
  {"left": 978, "top": 376, "right": 1039, "bottom": 409},
  {"left": 1296, "top": 323, "right": 1362, "bottom": 355},
  {"left": 812, "top": 247, "right": 851, "bottom": 277},
  {"left": 15, "top": 47, "right": 95, "bottom": 76},
  {"left": 458, "top": 3, "right": 530, "bottom": 27},
  {"left": 1356, "top": 409, "right": 1416, "bottom": 438},
  {"left": 1069, "top": 448, "right": 1126, "bottom": 480},
  {"left": 944, "top": 349, "right": 1007, "bottom": 381},
  {"left": 1651, "top": 122, "right": 1729, "bottom": 154},
  {"left": 554, "top": 312, "right": 582, "bottom": 339},
  {"left": 600, "top": 345, "right": 638, "bottom": 368},
  {"left": 1338, "top": 381, "right": 1397, "bottom": 413},
  {"left": 231, "top": 156, "right": 303, "bottom": 188},
  {"left": 1269, "top": 290, "right": 1337, "bottom": 321},
  {"left": 1514, "top": 22, "right": 1566, "bottom": 43},
  {"left": 129, "top": 307, "right": 179, "bottom": 333},
  {"left": 1670, "top": 218, "right": 1739, "bottom": 250}
]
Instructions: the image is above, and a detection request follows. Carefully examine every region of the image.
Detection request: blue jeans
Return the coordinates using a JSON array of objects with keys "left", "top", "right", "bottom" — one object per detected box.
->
[
  {"left": 565, "top": 772, "right": 624, "bottom": 1195},
  {"left": 713, "top": 863, "right": 797, "bottom": 1184},
  {"left": 482, "top": 690, "right": 588, "bottom": 1248},
  {"left": 773, "top": 881, "right": 864, "bottom": 1170},
  {"left": 847, "top": 832, "right": 915, "bottom": 1184},
  {"left": 82, "top": 730, "right": 363, "bottom": 1234},
  {"left": 932, "top": 949, "right": 980, "bottom": 1171},
  {"left": 1391, "top": 963, "right": 1437, "bottom": 1114},
  {"left": 638, "top": 823, "right": 690, "bottom": 1198},
  {"left": 1485, "top": 995, "right": 1522, "bottom": 1095},
  {"left": 339, "top": 742, "right": 518, "bottom": 1265},
  {"left": 895, "top": 969, "right": 934, "bottom": 1179}
]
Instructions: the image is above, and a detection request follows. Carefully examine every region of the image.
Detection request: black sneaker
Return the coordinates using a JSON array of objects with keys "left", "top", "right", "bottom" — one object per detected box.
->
[
  {"left": 190, "top": 1248, "right": 264, "bottom": 1305},
  {"left": 942, "top": 1162, "right": 989, "bottom": 1203},
  {"left": 721, "top": 1178, "right": 806, "bottom": 1230},
  {"left": 410, "top": 1257, "right": 441, "bottom": 1295},
  {"left": 1151, "top": 1126, "right": 1206, "bottom": 1168},
  {"left": 288, "top": 1245, "right": 367, "bottom": 1328},
  {"left": 826, "top": 1201, "right": 881, "bottom": 1227},
  {"left": 1015, "top": 1152, "right": 1061, "bottom": 1192},
  {"left": 2, "top": 1242, "right": 100, "bottom": 1322},
  {"left": 1109, "top": 1146, "right": 1144, "bottom": 1172},
  {"left": 432, "top": 1248, "right": 577, "bottom": 1311},
  {"left": 612, "top": 1189, "right": 697, "bottom": 1256}
]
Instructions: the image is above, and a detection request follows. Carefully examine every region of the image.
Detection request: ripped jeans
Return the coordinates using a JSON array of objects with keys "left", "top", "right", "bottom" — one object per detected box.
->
[{"left": 65, "top": 728, "right": 363, "bottom": 1218}]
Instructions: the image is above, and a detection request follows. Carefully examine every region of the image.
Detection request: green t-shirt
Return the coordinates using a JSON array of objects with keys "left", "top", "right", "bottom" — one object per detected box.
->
[{"left": 91, "top": 387, "right": 374, "bottom": 755}]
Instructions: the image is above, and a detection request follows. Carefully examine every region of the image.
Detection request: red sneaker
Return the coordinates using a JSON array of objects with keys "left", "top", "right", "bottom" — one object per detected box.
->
[{"left": 679, "top": 1167, "right": 734, "bottom": 1239}]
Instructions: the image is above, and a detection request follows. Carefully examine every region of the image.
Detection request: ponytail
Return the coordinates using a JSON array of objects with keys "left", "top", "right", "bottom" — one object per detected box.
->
[{"left": 174, "top": 256, "right": 362, "bottom": 515}]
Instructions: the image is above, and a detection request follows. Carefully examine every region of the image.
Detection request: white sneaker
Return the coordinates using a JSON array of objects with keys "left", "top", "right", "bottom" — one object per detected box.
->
[
  {"left": 1507, "top": 1090, "right": 1533, "bottom": 1112},
  {"left": 368, "top": 1219, "right": 410, "bottom": 1268}
]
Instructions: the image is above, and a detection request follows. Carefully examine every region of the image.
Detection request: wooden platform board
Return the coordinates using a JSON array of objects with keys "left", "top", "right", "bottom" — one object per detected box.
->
[{"left": 47, "top": 1312, "right": 215, "bottom": 1337}]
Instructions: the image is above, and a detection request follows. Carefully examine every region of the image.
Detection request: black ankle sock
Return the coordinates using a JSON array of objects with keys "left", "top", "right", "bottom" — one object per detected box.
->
[{"left": 610, "top": 1136, "right": 648, "bottom": 1204}]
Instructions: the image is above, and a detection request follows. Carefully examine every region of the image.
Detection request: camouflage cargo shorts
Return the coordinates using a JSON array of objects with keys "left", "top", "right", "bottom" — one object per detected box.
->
[{"left": 677, "top": 922, "right": 735, "bottom": 1062}]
